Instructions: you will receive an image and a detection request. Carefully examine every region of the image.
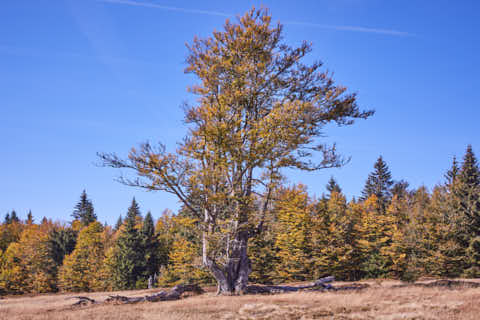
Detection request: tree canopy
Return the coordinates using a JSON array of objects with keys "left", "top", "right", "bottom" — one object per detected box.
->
[{"left": 99, "top": 7, "right": 372, "bottom": 294}]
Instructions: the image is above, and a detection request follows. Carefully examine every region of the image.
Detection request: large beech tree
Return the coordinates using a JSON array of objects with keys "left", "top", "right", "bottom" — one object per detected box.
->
[{"left": 99, "top": 8, "right": 372, "bottom": 294}]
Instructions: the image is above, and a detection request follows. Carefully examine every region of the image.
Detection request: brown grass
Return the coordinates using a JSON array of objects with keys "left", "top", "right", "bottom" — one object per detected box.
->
[{"left": 1, "top": 280, "right": 480, "bottom": 320}]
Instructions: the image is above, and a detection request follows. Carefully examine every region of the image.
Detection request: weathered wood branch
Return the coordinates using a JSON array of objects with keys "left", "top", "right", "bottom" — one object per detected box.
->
[
  {"left": 69, "top": 284, "right": 204, "bottom": 307},
  {"left": 68, "top": 296, "right": 97, "bottom": 307},
  {"left": 245, "top": 276, "right": 336, "bottom": 294},
  {"left": 106, "top": 284, "right": 204, "bottom": 304},
  {"left": 68, "top": 277, "right": 371, "bottom": 308}
]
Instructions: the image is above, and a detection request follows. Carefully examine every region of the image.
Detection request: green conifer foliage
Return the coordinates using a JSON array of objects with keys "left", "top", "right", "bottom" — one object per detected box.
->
[
  {"left": 361, "top": 156, "right": 394, "bottom": 211},
  {"left": 111, "top": 199, "right": 146, "bottom": 289},
  {"left": 326, "top": 176, "right": 342, "bottom": 196},
  {"left": 114, "top": 215, "right": 123, "bottom": 231},
  {"left": 47, "top": 228, "right": 77, "bottom": 267},
  {"left": 463, "top": 237, "right": 480, "bottom": 277},
  {"left": 4, "top": 213, "right": 10, "bottom": 225},
  {"left": 142, "top": 212, "right": 161, "bottom": 281},
  {"left": 10, "top": 211, "right": 19, "bottom": 223},
  {"left": 455, "top": 145, "right": 480, "bottom": 236},
  {"left": 391, "top": 180, "right": 410, "bottom": 199},
  {"left": 357, "top": 195, "right": 396, "bottom": 278},
  {"left": 26, "top": 211, "right": 34, "bottom": 225},
  {"left": 445, "top": 156, "right": 460, "bottom": 187},
  {"left": 311, "top": 191, "right": 363, "bottom": 280},
  {"left": 72, "top": 190, "right": 97, "bottom": 226}
]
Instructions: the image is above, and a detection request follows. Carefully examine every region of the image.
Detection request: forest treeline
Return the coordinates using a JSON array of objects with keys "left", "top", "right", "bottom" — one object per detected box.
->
[{"left": 1, "top": 145, "right": 479, "bottom": 294}]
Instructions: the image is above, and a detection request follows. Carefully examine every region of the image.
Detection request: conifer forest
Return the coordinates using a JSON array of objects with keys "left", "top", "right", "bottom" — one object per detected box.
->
[{"left": 1, "top": 145, "right": 480, "bottom": 295}]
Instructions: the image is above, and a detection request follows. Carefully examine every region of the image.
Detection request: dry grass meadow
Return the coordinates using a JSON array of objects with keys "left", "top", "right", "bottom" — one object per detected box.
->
[{"left": 1, "top": 279, "right": 480, "bottom": 320}]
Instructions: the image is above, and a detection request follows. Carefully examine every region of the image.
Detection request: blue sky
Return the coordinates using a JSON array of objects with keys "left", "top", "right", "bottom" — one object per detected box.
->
[{"left": 1, "top": 0, "right": 479, "bottom": 224}]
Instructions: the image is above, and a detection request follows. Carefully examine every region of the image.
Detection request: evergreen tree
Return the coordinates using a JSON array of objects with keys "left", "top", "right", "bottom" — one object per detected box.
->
[
  {"left": 111, "top": 199, "right": 146, "bottom": 289},
  {"left": 422, "top": 186, "right": 465, "bottom": 277},
  {"left": 127, "top": 197, "right": 142, "bottom": 219},
  {"left": 141, "top": 211, "right": 160, "bottom": 281},
  {"left": 361, "top": 156, "right": 394, "bottom": 211},
  {"left": 311, "top": 191, "right": 363, "bottom": 281},
  {"left": 26, "top": 210, "right": 34, "bottom": 225},
  {"left": 10, "top": 211, "right": 19, "bottom": 223},
  {"left": 455, "top": 145, "right": 480, "bottom": 236},
  {"left": 463, "top": 237, "right": 480, "bottom": 277},
  {"left": 326, "top": 176, "right": 342, "bottom": 196},
  {"left": 0, "top": 219, "right": 23, "bottom": 252},
  {"left": 72, "top": 190, "right": 97, "bottom": 226},
  {"left": 391, "top": 180, "right": 410, "bottom": 199},
  {"left": 4, "top": 213, "right": 10, "bottom": 224},
  {"left": 47, "top": 228, "right": 77, "bottom": 267},
  {"left": 357, "top": 195, "right": 397, "bottom": 278},
  {"left": 445, "top": 156, "right": 460, "bottom": 187},
  {"left": 114, "top": 215, "right": 123, "bottom": 231}
]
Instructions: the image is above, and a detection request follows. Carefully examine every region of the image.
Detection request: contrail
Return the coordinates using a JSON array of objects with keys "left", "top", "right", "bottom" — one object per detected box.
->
[
  {"left": 98, "top": 0, "right": 412, "bottom": 37},
  {"left": 285, "top": 21, "right": 413, "bottom": 37},
  {"left": 99, "top": 0, "right": 231, "bottom": 17}
]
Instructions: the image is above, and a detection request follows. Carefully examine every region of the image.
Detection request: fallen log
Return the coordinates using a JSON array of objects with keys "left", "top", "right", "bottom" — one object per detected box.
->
[
  {"left": 69, "top": 276, "right": 369, "bottom": 308},
  {"left": 68, "top": 296, "right": 97, "bottom": 307},
  {"left": 69, "top": 284, "right": 204, "bottom": 307},
  {"left": 245, "top": 276, "right": 337, "bottom": 294},
  {"left": 105, "top": 284, "right": 204, "bottom": 304}
]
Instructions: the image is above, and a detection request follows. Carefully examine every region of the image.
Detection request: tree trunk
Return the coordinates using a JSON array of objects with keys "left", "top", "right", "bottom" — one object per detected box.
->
[{"left": 205, "top": 231, "right": 251, "bottom": 295}]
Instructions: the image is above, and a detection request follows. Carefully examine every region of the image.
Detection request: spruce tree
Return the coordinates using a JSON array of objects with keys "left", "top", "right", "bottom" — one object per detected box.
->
[
  {"left": 111, "top": 199, "right": 145, "bottom": 289},
  {"left": 10, "top": 210, "right": 19, "bottom": 223},
  {"left": 445, "top": 156, "right": 460, "bottom": 187},
  {"left": 391, "top": 180, "right": 410, "bottom": 199},
  {"left": 47, "top": 228, "right": 77, "bottom": 267},
  {"left": 361, "top": 156, "right": 394, "bottom": 211},
  {"left": 455, "top": 145, "right": 480, "bottom": 237},
  {"left": 459, "top": 145, "right": 480, "bottom": 187},
  {"left": 26, "top": 210, "right": 34, "bottom": 225},
  {"left": 72, "top": 190, "right": 97, "bottom": 226},
  {"left": 127, "top": 197, "right": 142, "bottom": 219},
  {"left": 114, "top": 215, "right": 123, "bottom": 231},
  {"left": 141, "top": 212, "right": 160, "bottom": 282},
  {"left": 464, "top": 237, "right": 480, "bottom": 277},
  {"left": 326, "top": 176, "right": 342, "bottom": 196},
  {"left": 142, "top": 212, "right": 154, "bottom": 237},
  {"left": 4, "top": 213, "right": 11, "bottom": 224}
]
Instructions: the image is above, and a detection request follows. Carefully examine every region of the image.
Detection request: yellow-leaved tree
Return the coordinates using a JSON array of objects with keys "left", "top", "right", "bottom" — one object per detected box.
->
[
  {"left": 157, "top": 215, "right": 212, "bottom": 286},
  {"left": 311, "top": 192, "right": 363, "bottom": 281},
  {"left": 58, "top": 222, "right": 107, "bottom": 292},
  {"left": 357, "top": 195, "right": 397, "bottom": 278},
  {"left": 0, "top": 224, "right": 56, "bottom": 294},
  {"left": 99, "top": 7, "right": 372, "bottom": 294},
  {"left": 273, "top": 185, "right": 312, "bottom": 282}
]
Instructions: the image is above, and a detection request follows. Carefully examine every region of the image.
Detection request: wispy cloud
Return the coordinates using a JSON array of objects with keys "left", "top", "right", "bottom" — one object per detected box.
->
[
  {"left": 285, "top": 21, "right": 412, "bottom": 37},
  {"left": 98, "top": 0, "right": 412, "bottom": 37},
  {"left": 99, "top": 0, "right": 231, "bottom": 17}
]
